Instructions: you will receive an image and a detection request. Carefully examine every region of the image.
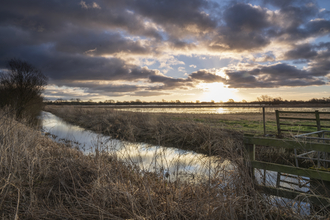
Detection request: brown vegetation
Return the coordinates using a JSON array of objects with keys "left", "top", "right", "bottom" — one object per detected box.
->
[{"left": 0, "top": 108, "right": 305, "bottom": 219}]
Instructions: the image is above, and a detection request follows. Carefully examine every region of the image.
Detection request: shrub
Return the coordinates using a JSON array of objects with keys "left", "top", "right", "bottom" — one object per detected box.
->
[{"left": 0, "top": 58, "right": 47, "bottom": 122}]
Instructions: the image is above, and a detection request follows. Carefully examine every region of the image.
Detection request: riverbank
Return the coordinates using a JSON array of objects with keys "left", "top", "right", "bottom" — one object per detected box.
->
[{"left": 1, "top": 109, "right": 304, "bottom": 219}]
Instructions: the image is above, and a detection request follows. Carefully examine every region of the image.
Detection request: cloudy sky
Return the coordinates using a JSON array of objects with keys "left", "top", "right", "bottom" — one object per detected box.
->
[{"left": 1, "top": 0, "right": 330, "bottom": 102}]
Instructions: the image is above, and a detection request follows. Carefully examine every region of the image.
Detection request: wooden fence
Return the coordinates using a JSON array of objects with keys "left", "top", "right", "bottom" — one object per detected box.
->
[
  {"left": 275, "top": 110, "right": 330, "bottom": 136},
  {"left": 243, "top": 135, "right": 330, "bottom": 206}
]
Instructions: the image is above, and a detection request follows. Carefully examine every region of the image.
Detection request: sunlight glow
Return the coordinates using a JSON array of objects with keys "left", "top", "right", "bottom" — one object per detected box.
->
[{"left": 199, "top": 82, "right": 238, "bottom": 102}]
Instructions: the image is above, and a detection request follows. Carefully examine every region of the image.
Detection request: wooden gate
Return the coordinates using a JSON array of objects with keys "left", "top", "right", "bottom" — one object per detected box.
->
[{"left": 243, "top": 135, "right": 330, "bottom": 206}]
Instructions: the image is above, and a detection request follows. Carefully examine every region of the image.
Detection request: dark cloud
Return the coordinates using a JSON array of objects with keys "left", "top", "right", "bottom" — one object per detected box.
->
[
  {"left": 148, "top": 75, "right": 193, "bottom": 90},
  {"left": 189, "top": 70, "right": 225, "bottom": 83},
  {"left": 256, "top": 53, "right": 276, "bottom": 62},
  {"left": 263, "top": 0, "right": 315, "bottom": 8},
  {"left": 225, "top": 63, "right": 327, "bottom": 88},
  {"left": 271, "top": 18, "right": 330, "bottom": 43},
  {"left": 224, "top": 3, "right": 270, "bottom": 31},
  {"left": 55, "top": 30, "right": 153, "bottom": 56},
  {"left": 266, "top": 7, "right": 329, "bottom": 42},
  {"left": 43, "top": 54, "right": 158, "bottom": 82},
  {"left": 207, "top": 2, "right": 330, "bottom": 51},
  {"left": 169, "top": 40, "right": 198, "bottom": 51},
  {"left": 283, "top": 42, "right": 330, "bottom": 77},
  {"left": 0, "top": 0, "right": 162, "bottom": 39},
  {"left": 132, "top": 91, "right": 171, "bottom": 97},
  {"left": 207, "top": 3, "right": 272, "bottom": 51},
  {"left": 307, "top": 51, "right": 330, "bottom": 77},
  {"left": 146, "top": 70, "right": 226, "bottom": 90},
  {"left": 0, "top": 43, "right": 158, "bottom": 82},
  {"left": 284, "top": 44, "right": 318, "bottom": 60},
  {"left": 132, "top": 0, "right": 218, "bottom": 38},
  {"left": 208, "top": 29, "right": 271, "bottom": 51},
  {"left": 53, "top": 82, "right": 142, "bottom": 94}
]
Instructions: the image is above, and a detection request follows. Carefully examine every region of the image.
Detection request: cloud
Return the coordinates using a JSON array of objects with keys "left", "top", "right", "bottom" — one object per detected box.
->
[
  {"left": 282, "top": 42, "right": 330, "bottom": 77},
  {"left": 54, "top": 29, "right": 154, "bottom": 56},
  {"left": 255, "top": 53, "right": 276, "bottom": 62},
  {"left": 0, "top": 0, "right": 162, "bottom": 39},
  {"left": 0, "top": 0, "right": 330, "bottom": 100},
  {"left": 79, "top": 1, "right": 88, "bottom": 9},
  {"left": 263, "top": 0, "right": 314, "bottom": 9},
  {"left": 178, "top": 67, "right": 185, "bottom": 72},
  {"left": 53, "top": 82, "right": 143, "bottom": 94},
  {"left": 132, "top": 91, "right": 171, "bottom": 97},
  {"left": 148, "top": 75, "right": 193, "bottom": 90},
  {"left": 224, "top": 3, "right": 271, "bottom": 32},
  {"left": 189, "top": 70, "right": 226, "bottom": 83},
  {"left": 284, "top": 44, "right": 318, "bottom": 60},
  {"left": 131, "top": 0, "right": 218, "bottom": 38},
  {"left": 225, "top": 63, "right": 327, "bottom": 88}
]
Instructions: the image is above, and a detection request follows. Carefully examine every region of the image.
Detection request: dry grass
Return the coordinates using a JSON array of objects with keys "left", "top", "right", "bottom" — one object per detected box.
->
[{"left": 0, "top": 107, "right": 313, "bottom": 219}]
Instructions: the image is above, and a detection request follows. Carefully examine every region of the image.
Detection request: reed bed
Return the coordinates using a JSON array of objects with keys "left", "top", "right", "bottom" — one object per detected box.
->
[{"left": 0, "top": 108, "right": 310, "bottom": 219}]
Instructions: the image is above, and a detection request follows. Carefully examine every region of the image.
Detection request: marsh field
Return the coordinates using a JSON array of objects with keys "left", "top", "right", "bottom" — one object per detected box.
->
[
  {"left": 1, "top": 105, "right": 330, "bottom": 219},
  {"left": 45, "top": 104, "right": 330, "bottom": 143}
]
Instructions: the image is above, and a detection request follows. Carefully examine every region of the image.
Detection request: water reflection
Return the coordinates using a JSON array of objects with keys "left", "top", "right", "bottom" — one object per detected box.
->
[
  {"left": 40, "top": 111, "right": 233, "bottom": 182},
  {"left": 116, "top": 107, "right": 330, "bottom": 114}
]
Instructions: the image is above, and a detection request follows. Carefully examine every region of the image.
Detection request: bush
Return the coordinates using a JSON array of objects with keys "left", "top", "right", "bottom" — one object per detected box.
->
[{"left": 0, "top": 58, "right": 47, "bottom": 122}]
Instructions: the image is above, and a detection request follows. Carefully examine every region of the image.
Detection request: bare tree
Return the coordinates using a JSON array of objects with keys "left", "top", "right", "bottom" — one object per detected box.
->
[
  {"left": 256, "top": 95, "right": 273, "bottom": 102},
  {"left": 0, "top": 59, "right": 47, "bottom": 119}
]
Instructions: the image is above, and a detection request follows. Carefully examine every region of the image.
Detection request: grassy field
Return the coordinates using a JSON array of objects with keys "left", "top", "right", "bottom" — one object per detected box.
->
[
  {"left": 1, "top": 108, "right": 314, "bottom": 219},
  {"left": 129, "top": 109, "right": 330, "bottom": 137}
]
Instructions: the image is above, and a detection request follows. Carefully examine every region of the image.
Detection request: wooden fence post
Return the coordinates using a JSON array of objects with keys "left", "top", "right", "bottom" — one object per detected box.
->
[
  {"left": 263, "top": 107, "right": 266, "bottom": 136},
  {"left": 244, "top": 137, "right": 255, "bottom": 180},
  {"left": 275, "top": 110, "right": 281, "bottom": 137},
  {"left": 315, "top": 110, "right": 322, "bottom": 137}
]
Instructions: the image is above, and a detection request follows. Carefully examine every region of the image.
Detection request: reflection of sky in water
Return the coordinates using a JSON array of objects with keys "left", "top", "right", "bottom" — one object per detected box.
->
[
  {"left": 40, "top": 111, "right": 234, "bottom": 182},
  {"left": 116, "top": 107, "right": 330, "bottom": 114},
  {"left": 255, "top": 168, "right": 311, "bottom": 215}
]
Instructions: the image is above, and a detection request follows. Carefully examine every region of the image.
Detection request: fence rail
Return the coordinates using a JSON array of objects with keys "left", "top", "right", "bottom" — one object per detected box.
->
[
  {"left": 275, "top": 110, "right": 330, "bottom": 136},
  {"left": 243, "top": 135, "right": 330, "bottom": 206}
]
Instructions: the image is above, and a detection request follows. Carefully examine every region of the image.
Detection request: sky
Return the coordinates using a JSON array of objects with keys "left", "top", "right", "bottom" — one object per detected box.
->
[{"left": 1, "top": 0, "right": 330, "bottom": 102}]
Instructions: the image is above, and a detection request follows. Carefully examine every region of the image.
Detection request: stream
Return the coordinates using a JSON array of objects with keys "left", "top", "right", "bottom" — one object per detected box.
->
[{"left": 40, "top": 111, "right": 233, "bottom": 182}]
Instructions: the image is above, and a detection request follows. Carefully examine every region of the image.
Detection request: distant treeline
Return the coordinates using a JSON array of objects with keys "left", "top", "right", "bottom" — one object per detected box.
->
[{"left": 46, "top": 95, "right": 330, "bottom": 106}]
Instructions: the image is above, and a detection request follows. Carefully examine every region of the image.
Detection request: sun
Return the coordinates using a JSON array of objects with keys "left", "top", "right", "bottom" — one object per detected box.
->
[{"left": 199, "top": 82, "right": 238, "bottom": 102}]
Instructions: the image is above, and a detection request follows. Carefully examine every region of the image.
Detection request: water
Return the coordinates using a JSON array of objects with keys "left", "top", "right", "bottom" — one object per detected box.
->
[
  {"left": 115, "top": 107, "right": 330, "bottom": 114},
  {"left": 40, "top": 111, "right": 233, "bottom": 182}
]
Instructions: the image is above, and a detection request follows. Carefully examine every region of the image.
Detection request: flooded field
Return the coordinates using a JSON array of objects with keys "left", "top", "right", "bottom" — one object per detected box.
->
[{"left": 105, "top": 106, "right": 330, "bottom": 114}]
